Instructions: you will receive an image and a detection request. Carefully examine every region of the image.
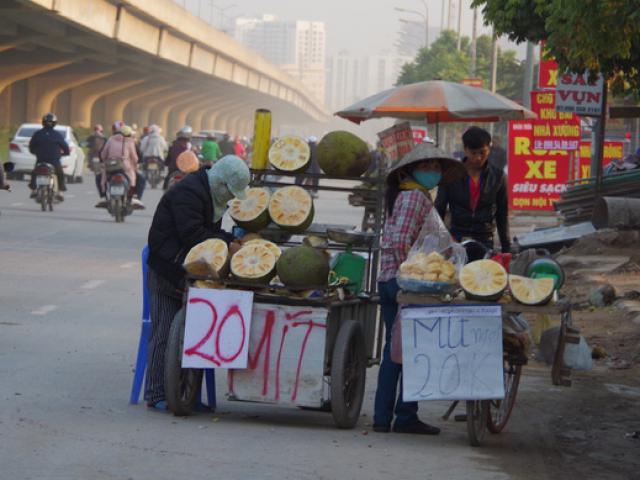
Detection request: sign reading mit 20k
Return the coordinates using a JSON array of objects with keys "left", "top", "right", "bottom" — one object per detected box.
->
[{"left": 401, "top": 305, "right": 504, "bottom": 401}]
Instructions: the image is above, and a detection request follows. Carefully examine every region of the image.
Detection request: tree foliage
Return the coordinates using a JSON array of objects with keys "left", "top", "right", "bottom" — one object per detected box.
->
[
  {"left": 396, "top": 30, "right": 526, "bottom": 101},
  {"left": 471, "top": 0, "right": 640, "bottom": 94}
]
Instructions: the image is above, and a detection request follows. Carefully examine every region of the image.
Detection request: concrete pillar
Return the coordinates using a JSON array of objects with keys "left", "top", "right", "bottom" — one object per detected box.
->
[
  {"left": 167, "top": 93, "right": 216, "bottom": 136},
  {"left": 150, "top": 92, "right": 192, "bottom": 138},
  {"left": 0, "top": 60, "right": 72, "bottom": 96},
  {"left": 26, "top": 69, "right": 112, "bottom": 122},
  {"left": 69, "top": 75, "right": 144, "bottom": 128},
  {"left": 102, "top": 82, "right": 166, "bottom": 126},
  {"left": 126, "top": 87, "right": 180, "bottom": 129}
]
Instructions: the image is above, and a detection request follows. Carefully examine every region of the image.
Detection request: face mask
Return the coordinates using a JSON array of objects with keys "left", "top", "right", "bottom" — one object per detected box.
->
[{"left": 413, "top": 171, "right": 442, "bottom": 190}]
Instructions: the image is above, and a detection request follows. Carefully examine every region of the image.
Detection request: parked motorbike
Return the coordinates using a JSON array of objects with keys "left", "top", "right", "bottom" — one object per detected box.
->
[
  {"left": 143, "top": 156, "right": 163, "bottom": 189},
  {"left": 104, "top": 159, "right": 132, "bottom": 223},
  {"left": 33, "top": 162, "right": 59, "bottom": 212}
]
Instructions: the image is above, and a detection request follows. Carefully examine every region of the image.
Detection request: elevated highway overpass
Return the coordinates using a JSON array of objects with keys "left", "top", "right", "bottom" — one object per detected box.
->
[{"left": 0, "top": 0, "right": 329, "bottom": 136}]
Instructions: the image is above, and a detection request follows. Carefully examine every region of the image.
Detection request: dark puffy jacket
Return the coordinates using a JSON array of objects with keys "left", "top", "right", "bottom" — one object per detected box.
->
[
  {"left": 435, "top": 161, "right": 510, "bottom": 252},
  {"left": 29, "top": 127, "right": 69, "bottom": 163},
  {"left": 147, "top": 168, "right": 233, "bottom": 290},
  {"left": 166, "top": 138, "right": 190, "bottom": 173}
]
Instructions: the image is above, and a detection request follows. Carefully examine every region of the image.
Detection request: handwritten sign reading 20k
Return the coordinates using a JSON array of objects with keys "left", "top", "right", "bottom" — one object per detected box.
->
[
  {"left": 401, "top": 305, "right": 504, "bottom": 401},
  {"left": 182, "top": 288, "right": 254, "bottom": 369}
]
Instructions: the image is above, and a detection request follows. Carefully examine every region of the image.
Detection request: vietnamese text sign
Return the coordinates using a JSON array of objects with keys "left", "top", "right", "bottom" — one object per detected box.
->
[
  {"left": 182, "top": 288, "right": 254, "bottom": 369},
  {"left": 378, "top": 122, "right": 415, "bottom": 163},
  {"left": 508, "top": 121, "right": 570, "bottom": 210},
  {"left": 556, "top": 71, "right": 605, "bottom": 116},
  {"left": 538, "top": 42, "right": 558, "bottom": 90},
  {"left": 530, "top": 90, "right": 580, "bottom": 150},
  {"left": 401, "top": 305, "right": 504, "bottom": 401},
  {"left": 578, "top": 140, "right": 624, "bottom": 179},
  {"left": 228, "top": 304, "right": 327, "bottom": 407}
]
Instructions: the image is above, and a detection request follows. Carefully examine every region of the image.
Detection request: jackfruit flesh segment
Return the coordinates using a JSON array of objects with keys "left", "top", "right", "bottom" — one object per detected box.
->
[
  {"left": 399, "top": 251, "right": 457, "bottom": 283},
  {"left": 508, "top": 275, "right": 555, "bottom": 305},
  {"left": 459, "top": 260, "right": 508, "bottom": 296},
  {"left": 230, "top": 244, "right": 276, "bottom": 279},
  {"left": 269, "top": 186, "right": 312, "bottom": 226},
  {"left": 244, "top": 239, "right": 282, "bottom": 259},
  {"left": 229, "top": 188, "right": 270, "bottom": 221},
  {"left": 184, "top": 239, "right": 229, "bottom": 276}
]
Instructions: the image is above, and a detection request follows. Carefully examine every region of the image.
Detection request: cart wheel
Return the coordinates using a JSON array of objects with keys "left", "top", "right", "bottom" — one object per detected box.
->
[
  {"left": 330, "top": 320, "right": 366, "bottom": 429},
  {"left": 466, "top": 400, "right": 489, "bottom": 446},
  {"left": 488, "top": 361, "right": 522, "bottom": 433},
  {"left": 165, "top": 307, "right": 203, "bottom": 416}
]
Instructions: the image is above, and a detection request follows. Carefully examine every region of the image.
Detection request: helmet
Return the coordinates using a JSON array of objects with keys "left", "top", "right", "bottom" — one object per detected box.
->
[
  {"left": 120, "top": 125, "right": 133, "bottom": 137},
  {"left": 176, "top": 150, "right": 199, "bottom": 173},
  {"left": 112, "top": 120, "right": 124, "bottom": 134},
  {"left": 177, "top": 125, "right": 193, "bottom": 139},
  {"left": 94, "top": 124, "right": 103, "bottom": 133},
  {"left": 143, "top": 126, "right": 150, "bottom": 135},
  {"left": 42, "top": 113, "right": 57, "bottom": 128}
]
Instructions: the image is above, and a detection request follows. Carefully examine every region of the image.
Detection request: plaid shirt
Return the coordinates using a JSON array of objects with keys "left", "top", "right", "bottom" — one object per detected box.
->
[{"left": 379, "top": 189, "right": 433, "bottom": 282}]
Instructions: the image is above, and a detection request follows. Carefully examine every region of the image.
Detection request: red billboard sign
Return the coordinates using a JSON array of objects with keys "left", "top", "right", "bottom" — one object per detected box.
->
[
  {"left": 578, "top": 141, "right": 624, "bottom": 179},
  {"left": 508, "top": 121, "right": 570, "bottom": 211},
  {"left": 538, "top": 42, "right": 558, "bottom": 90},
  {"left": 530, "top": 90, "right": 580, "bottom": 150}
]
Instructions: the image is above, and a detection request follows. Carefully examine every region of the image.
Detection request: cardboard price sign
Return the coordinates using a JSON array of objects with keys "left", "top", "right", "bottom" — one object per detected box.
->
[
  {"left": 401, "top": 305, "right": 504, "bottom": 401},
  {"left": 183, "top": 288, "right": 254, "bottom": 369},
  {"left": 578, "top": 141, "right": 624, "bottom": 179},
  {"left": 508, "top": 121, "right": 570, "bottom": 211}
]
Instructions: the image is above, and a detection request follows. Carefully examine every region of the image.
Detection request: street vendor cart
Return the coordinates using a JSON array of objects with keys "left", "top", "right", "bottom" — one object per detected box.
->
[
  {"left": 395, "top": 291, "right": 579, "bottom": 446},
  {"left": 163, "top": 164, "right": 386, "bottom": 429}
]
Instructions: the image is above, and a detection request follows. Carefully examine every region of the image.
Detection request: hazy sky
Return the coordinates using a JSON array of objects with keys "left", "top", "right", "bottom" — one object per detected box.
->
[{"left": 183, "top": 0, "right": 525, "bottom": 58}]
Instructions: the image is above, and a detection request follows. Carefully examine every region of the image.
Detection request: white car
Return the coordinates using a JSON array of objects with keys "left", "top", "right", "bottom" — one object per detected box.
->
[{"left": 8, "top": 123, "right": 85, "bottom": 183}]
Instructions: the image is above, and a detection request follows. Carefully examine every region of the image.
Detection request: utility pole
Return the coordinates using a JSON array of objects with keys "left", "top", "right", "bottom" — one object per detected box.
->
[
  {"left": 448, "top": 0, "right": 453, "bottom": 29},
  {"left": 490, "top": 32, "right": 498, "bottom": 92},
  {"left": 522, "top": 41, "right": 535, "bottom": 108},
  {"left": 441, "top": 0, "right": 447, "bottom": 32},
  {"left": 470, "top": 7, "right": 478, "bottom": 76},
  {"left": 456, "top": 0, "right": 463, "bottom": 50}
]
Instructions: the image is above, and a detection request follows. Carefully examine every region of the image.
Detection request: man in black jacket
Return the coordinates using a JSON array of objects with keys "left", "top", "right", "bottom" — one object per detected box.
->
[
  {"left": 28, "top": 113, "right": 70, "bottom": 200},
  {"left": 145, "top": 155, "right": 249, "bottom": 410},
  {"left": 435, "top": 127, "right": 510, "bottom": 254}
]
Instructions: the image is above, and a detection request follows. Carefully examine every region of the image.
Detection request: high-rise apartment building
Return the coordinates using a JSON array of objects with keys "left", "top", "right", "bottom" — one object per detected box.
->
[
  {"left": 234, "top": 15, "right": 326, "bottom": 103},
  {"left": 325, "top": 52, "right": 412, "bottom": 112}
]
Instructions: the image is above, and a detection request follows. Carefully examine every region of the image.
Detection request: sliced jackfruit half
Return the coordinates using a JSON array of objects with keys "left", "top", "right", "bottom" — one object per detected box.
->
[
  {"left": 268, "top": 185, "right": 314, "bottom": 232},
  {"left": 508, "top": 275, "right": 555, "bottom": 306},
  {"left": 228, "top": 187, "right": 271, "bottom": 232},
  {"left": 183, "top": 238, "right": 229, "bottom": 278},
  {"left": 460, "top": 259, "right": 508, "bottom": 301},
  {"left": 269, "top": 135, "right": 311, "bottom": 173},
  {"left": 230, "top": 243, "right": 276, "bottom": 283}
]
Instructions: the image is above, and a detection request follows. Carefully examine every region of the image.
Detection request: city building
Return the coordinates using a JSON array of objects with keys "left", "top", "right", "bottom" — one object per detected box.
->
[
  {"left": 234, "top": 15, "right": 326, "bottom": 103},
  {"left": 325, "top": 51, "right": 412, "bottom": 112}
]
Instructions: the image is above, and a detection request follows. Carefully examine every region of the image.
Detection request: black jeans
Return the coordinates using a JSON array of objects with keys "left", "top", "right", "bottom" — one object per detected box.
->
[{"left": 30, "top": 160, "right": 66, "bottom": 191}]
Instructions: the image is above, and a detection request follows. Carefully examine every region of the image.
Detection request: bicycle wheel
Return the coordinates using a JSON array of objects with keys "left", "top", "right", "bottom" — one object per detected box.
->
[
  {"left": 466, "top": 400, "right": 489, "bottom": 446},
  {"left": 488, "top": 361, "right": 522, "bottom": 433}
]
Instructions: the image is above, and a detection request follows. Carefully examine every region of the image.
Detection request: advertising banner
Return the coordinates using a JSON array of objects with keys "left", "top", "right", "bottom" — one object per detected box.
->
[
  {"left": 508, "top": 121, "right": 570, "bottom": 211},
  {"left": 378, "top": 122, "right": 415, "bottom": 163},
  {"left": 538, "top": 42, "right": 558, "bottom": 90},
  {"left": 578, "top": 141, "right": 625, "bottom": 179},
  {"left": 530, "top": 90, "right": 580, "bottom": 151},
  {"left": 555, "top": 71, "right": 605, "bottom": 116}
]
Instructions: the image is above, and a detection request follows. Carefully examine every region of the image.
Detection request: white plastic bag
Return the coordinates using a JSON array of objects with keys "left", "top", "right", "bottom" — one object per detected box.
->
[{"left": 397, "top": 208, "right": 466, "bottom": 293}]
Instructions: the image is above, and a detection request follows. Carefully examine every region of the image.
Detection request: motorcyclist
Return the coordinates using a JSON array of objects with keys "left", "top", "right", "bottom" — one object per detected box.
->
[
  {"left": 86, "top": 124, "right": 106, "bottom": 171},
  {"left": 28, "top": 113, "right": 70, "bottom": 201},
  {"left": 98, "top": 123, "right": 144, "bottom": 209},
  {"left": 164, "top": 125, "right": 192, "bottom": 189},
  {"left": 140, "top": 125, "right": 168, "bottom": 169}
]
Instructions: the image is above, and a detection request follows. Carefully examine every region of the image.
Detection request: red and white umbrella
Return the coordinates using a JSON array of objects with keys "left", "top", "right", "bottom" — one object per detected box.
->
[{"left": 336, "top": 80, "right": 536, "bottom": 124}]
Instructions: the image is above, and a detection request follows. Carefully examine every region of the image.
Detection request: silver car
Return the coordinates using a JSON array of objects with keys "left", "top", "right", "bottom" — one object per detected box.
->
[{"left": 8, "top": 123, "right": 85, "bottom": 183}]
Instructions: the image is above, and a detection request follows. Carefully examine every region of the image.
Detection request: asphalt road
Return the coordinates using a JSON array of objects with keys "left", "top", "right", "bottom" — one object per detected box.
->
[{"left": 0, "top": 174, "right": 598, "bottom": 480}]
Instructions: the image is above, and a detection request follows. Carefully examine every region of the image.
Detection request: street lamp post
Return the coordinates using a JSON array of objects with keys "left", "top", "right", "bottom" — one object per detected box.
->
[{"left": 395, "top": 2, "right": 429, "bottom": 48}]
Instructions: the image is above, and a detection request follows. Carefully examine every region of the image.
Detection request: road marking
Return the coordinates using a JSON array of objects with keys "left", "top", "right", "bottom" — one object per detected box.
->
[
  {"left": 119, "top": 262, "right": 138, "bottom": 269},
  {"left": 11, "top": 202, "right": 24, "bottom": 206},
  {"left": 31, "top": 305, "right": 58, "bottom": 315},
  {"left": 80, "top": 279, "right": 105, "bottom": 290}
]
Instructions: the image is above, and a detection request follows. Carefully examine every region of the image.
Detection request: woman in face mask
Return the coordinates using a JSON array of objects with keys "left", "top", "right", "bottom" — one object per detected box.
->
[
  {"left": 373, "top": 143, "right": 464, "bottom": 435},
  {"left": 145, "top": 155, "right": 249, "bottom": 411}
]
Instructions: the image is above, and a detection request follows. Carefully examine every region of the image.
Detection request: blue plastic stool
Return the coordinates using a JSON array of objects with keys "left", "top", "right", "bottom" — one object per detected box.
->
[{"left": 129, "top": 245, "right": 217, "bottom": 408}]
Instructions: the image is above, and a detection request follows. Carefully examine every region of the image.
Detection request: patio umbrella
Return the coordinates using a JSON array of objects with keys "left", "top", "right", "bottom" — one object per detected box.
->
[{"left": 336, "top": 80, "right": 536, "bottom": 127}]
